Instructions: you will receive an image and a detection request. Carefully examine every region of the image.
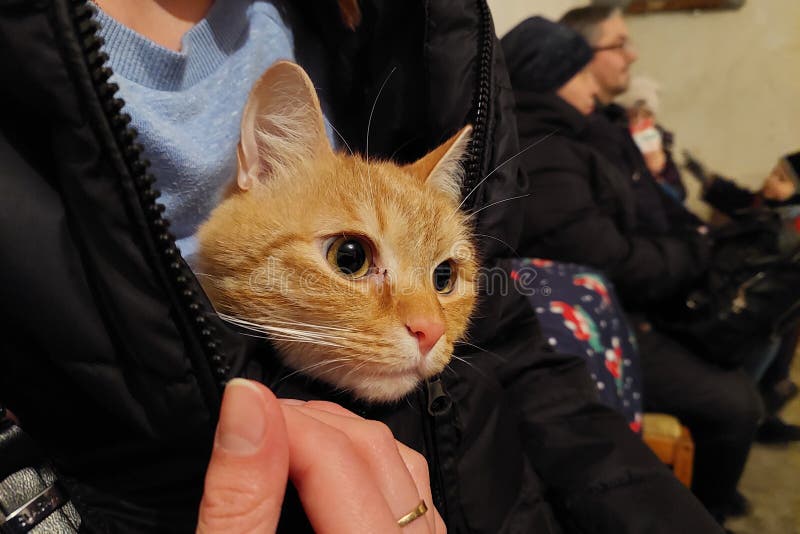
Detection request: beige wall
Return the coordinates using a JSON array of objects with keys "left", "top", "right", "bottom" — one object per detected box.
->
[
  {"left": 489, "top": 0, "right": 588, "bottom": 36},
  {"left": 627, "top": 1, "right": 800, "bottom": 212},
  {"left": 488, "top": 1, "right": 800, "bottom": 217}
]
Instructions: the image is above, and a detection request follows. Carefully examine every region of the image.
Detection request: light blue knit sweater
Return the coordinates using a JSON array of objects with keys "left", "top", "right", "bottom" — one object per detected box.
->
[{"left": 95, "top": 0, "right": 294, "bottom": 258}]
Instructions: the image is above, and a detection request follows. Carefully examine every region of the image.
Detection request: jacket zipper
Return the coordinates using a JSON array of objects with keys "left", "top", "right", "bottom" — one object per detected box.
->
[
  {"left": 421, "top": 0, "right": 493, "bottom": 525},
  {"left": 461, "top": 0, "right": 494, "bottom": 211},
  {"left": 422, "top": 378, "right": 451, "bottom": 518},
  {"left": 69, "top": 0, "right": 231, "bottom": 393}
]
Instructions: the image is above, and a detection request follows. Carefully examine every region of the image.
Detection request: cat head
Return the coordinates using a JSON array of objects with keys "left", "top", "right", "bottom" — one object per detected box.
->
[{"left": 197, "top": 61, "right": 477, "bottom": 403}]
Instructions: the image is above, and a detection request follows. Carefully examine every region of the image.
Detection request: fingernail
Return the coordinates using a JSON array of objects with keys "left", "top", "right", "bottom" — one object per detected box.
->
[
  {"left": 216, "top": 379, "right": 266, "bottom": 455},
  {"left": 278, "top": 398, "right": 306, "bottom": 406}
]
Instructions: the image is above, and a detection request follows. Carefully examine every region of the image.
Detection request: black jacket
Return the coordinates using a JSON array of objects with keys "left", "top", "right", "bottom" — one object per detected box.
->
[
  {"left": 703, "top": 175, "right": 800, "bottom": 218},
  {"left": 0, "top": 1, "right": 720, "bottom": 532},
  {"left": 705, "top": 176, "right": 758, "bottom": 216},
  {"left": 584, "top": 104, "right": 704, "bottom": 235},
  {"left": 512, "top": 91, "right": 708, "bottom": 305}
]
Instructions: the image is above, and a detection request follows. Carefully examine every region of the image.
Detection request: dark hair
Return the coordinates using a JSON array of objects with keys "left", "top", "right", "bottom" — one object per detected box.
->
[{"left": 559, "top": 6, "right": 621, "bottom": 45}]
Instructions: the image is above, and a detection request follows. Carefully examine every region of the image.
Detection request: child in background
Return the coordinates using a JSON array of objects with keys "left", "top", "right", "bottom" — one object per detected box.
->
[
  {"left": 685, "top": 150, "right": 800, "bottom": 218},
  {"left": 685, "top": 149, "right": 800, "bottom": 444},
  {"left": 616, "top": 76, "right": 687, "bottom": 202}
]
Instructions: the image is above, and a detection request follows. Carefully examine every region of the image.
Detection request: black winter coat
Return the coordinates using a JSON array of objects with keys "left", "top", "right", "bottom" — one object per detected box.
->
[
  {"left": 0, "top": 1, "right": 720, "bottom": 533},
  {"left": 513, "top": 91, "right": 708, "bottom": 306},
  {"left": 584, "top": 104, "right": 705, "bottom": 235},
  {"left": 702, "top": 175, "right": 800, "bottom": 220},
  {"left": 704, "top": 176, "right": 758, "bottom": 216}
]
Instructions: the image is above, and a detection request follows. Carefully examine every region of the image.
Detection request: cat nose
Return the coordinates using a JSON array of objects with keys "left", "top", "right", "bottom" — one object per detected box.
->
[{"left": 406, "top": 317, "right": 445, "bottom": 356}]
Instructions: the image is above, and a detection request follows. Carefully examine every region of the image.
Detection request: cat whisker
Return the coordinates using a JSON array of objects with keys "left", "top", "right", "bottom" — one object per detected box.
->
[
  {"left": 443, "top": 365, "right": 458, "bottom": 377},
  {"left": 454, "top": 340, "right": 487, "bottom": 352},
  {"left": 450, "top": 354, "right": 476, "bottom": 368},
  {"left": 222, "top": 321, "right": 349, "bottom": 348},
  {"left": 454, "top": 340, "right": 505, "bottom": 361},
  {"left": 325, "top": 118, "right": 354, "bottom": 156},
  {"left": 313, "top": 362, "right": 355, "bottom": 381},
  {"left": 457, "top": 128, "right": 559, "bottom": 211},
  {"left": 242, "top": 316, "right": 355, "bottom": 335},
  {"left": 341, "top": 358, "right": 372, "bottom": 383},
  {"left": 365, "top": 66, "right": 397, "bottom": 170},
  {"left": 231, "top": 331, "right": 272, "bottom": 340},
  {"left": 465, "top": 194, "right": 531, "bottom": 220},
  {"left": 279, "top": 358, "right": 351, "bottom": 382},
  {"left": 448, "top": 354, "right": 493, "bottom": 383},
  {"left": 257, "top": 316, "right": 357, "bottom": 333},
  {"left": 192, "top": 272, "right": 222, "bottom": 281},
  {"left": 240, "top": 327, "right": 346, "bottom": 345},
  {"left": 473, "top": 233, "right": 520, "bottom": 256},
  {"left": 273, "top": 337, "right": 346, "bottom": 348},
  {"left": 389, "top": 136, "right": 420, "bottom": 161},
  {"left": 219, "top": 314, "right": 353, "bottom": 340}
]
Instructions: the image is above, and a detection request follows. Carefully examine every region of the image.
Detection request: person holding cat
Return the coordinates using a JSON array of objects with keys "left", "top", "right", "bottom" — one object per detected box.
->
[{"left": 0, "top": 0, "right": 721, "bottom": 533}]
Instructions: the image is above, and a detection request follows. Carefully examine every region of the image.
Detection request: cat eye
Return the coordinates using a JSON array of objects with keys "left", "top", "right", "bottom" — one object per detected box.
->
[
  {"left": 433, "top": 261, "right": 456, "bottom": 294},
  {"left": 326, "top": 236, "right": 372, "bottom": 278}
]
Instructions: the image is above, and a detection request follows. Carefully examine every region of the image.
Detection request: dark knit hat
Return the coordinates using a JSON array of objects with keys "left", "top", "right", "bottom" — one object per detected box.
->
[
  {"left": 501, "top": 16, "right": 594, "bottom": 93},
  {"left": 781, "top": 150, "right": 800, "bottom": 189}
]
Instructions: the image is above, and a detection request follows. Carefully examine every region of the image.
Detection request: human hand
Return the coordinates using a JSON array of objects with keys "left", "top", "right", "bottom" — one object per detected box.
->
[
  {"left": 197, "top": 379, "right": 444, "bottom": 533},
  {"left": 197, "top": 379, "right": 289, "bottom": 533}
]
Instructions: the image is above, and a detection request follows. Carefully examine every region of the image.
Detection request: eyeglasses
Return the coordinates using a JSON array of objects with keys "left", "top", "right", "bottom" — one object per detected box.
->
[{"left": 593, "top": 41, "right": 636, "bottom": 54}]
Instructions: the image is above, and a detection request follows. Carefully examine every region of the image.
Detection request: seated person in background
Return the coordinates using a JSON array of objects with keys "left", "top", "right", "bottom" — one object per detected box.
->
[
  {"left": 502, "top": 13, "right": 762, "bottom": 525},
  {"left": 616, "top": 76, "right": 688, "bottom": 202},
  {"left": 561, "top": 7, "right": 703, "bottom": 237}
]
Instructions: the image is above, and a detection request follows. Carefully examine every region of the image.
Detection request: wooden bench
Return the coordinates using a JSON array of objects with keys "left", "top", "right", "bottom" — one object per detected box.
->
[{"left": 642, "top": 413, "right": 695, "bottom": 488}]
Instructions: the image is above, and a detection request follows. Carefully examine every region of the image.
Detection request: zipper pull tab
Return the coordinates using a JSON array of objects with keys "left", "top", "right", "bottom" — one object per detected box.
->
[{"left": 426, "top": 377, "right": 452, "bottom": 416}]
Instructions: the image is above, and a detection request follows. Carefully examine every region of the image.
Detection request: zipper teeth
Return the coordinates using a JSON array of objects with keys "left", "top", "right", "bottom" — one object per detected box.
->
[
  {"left": 70, "top": 0, "right": 231, "bottom": 391},
  {"left": 420, "top": 0, "right": 494, "bottom": 521},
  {"left": 420, "top": 387, "right": 446, "bottom": 516},
  {"left": 462, "top": 0, "right": 494, "bottom": 211}
]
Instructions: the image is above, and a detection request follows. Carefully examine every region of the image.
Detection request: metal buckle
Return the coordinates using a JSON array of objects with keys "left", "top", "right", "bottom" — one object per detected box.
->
[{"left": 0, "top": 484, "right": 67, "bottom": 534}]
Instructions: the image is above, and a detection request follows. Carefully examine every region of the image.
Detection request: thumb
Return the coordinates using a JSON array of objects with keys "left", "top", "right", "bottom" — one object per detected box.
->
[{"left": 197, "top": 379, "right": 289, "bottom": 534}]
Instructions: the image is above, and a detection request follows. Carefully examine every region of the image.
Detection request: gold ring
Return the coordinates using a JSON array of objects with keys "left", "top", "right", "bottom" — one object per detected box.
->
[{"left": 397, "top": 500, "right": 428, "bottom": 527}]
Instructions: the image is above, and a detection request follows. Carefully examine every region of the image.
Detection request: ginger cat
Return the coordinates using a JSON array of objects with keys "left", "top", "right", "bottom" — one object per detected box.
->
[{"left": 196, "top": 62, "right": 476, "bottom": 403}]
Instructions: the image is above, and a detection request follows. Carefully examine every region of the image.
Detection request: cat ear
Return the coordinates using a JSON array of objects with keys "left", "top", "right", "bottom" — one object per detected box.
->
[
  {"left": 237, "top": 61, "right": 333, "bottom": 190},
  {"left": 404, "top": 125, "right": 472, "bottom": 203}
]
